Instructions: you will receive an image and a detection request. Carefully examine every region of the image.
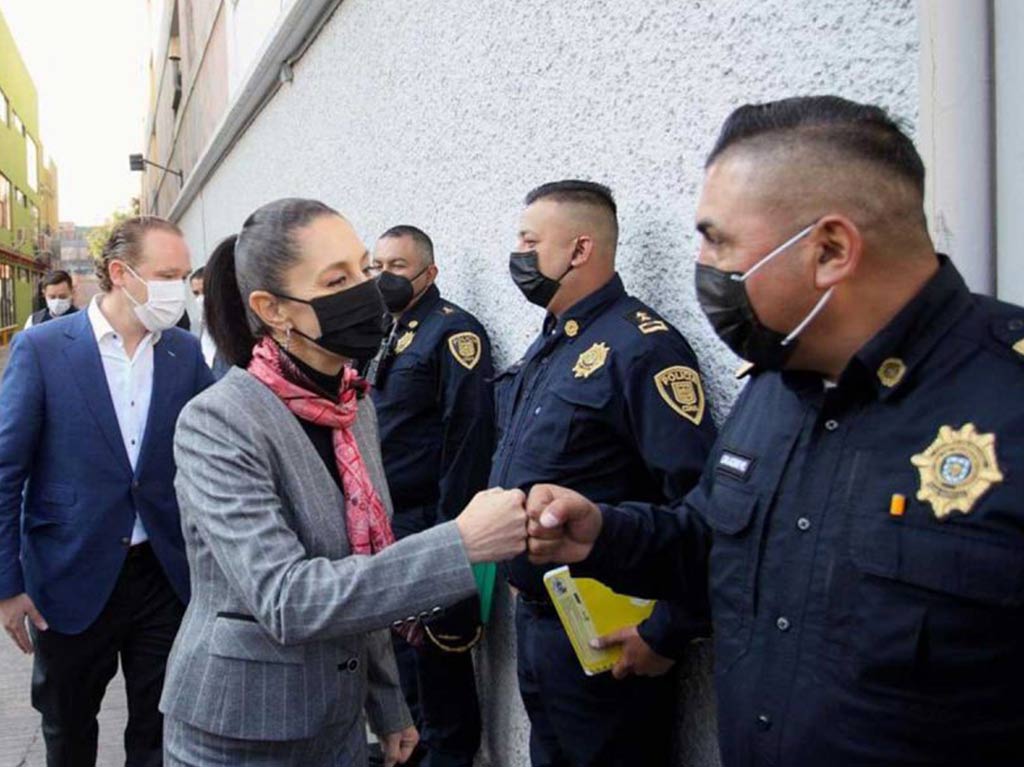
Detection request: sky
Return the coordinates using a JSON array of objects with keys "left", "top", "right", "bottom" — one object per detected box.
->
[{"left": 1, "top": 0, "right": 149, "bottom": 226}]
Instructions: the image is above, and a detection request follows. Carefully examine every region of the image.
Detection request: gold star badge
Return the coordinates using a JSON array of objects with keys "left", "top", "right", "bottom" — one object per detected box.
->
[
  {"left": 654, "top": 366, "right": 705, "bottom": 425},
  {"left": 877, "top": 358, "right": 907, "bottom": 388},
  {"left": 564, "top": 320, "right": 580, "bottom": 338},
  {"left": 910, "top": 423, "right": 1003, "bottom": 520},
  {"left": 572, "top": 342, "right": 610, "bottom": 379},
  {"left": 448, "top": 332, "right": 482, "bottom": 370},
  {"left": 395, "top": 331, "right": 415, "bottom": 354}
]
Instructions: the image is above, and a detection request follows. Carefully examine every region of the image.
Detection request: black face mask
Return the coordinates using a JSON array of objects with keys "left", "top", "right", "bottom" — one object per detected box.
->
[
  {"left": 274, "top": 279, "right": 388, "bottom": 361},
  {"left": 694, "top": 263, "right": 796, "bottom": 370},
  {"left": 694, "top": 220, "right": 830, "bottom": 371},
  {"left": 377, "top": 265, "right": 430, "bottom": 313},
  {"left": 509, "top": 250, "right": 572, "bottom": 308}
]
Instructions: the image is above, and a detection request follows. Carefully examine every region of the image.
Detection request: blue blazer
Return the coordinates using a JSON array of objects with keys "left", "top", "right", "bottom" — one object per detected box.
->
[{"left": 0, "top": 309, "right": 214, "bottom": 634}]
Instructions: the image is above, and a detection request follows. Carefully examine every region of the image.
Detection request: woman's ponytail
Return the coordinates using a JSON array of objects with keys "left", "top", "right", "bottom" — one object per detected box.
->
[{"left": 204, "top": 235, "right": 256, "bottom": 368}]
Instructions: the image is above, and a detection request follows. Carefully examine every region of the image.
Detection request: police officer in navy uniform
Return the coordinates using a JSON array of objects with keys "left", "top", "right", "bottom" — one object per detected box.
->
[
  {"left": 526, "top": 97, "right": 1024, "bottom": 767},
  {"left": 369, "top": 225, "right": 494, "bottom": 767},
  {"left": 492, "top": 180, "right": 717, "bottom": 766}
]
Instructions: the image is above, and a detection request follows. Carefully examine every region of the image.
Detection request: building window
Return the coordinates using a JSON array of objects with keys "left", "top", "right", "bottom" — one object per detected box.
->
[
  {"left": 0, "top": 175, "right": 11, "bottom": 230},
  {"left": 15, "top": 189, "right": 26, "bottom": 207},
  {"left": 0, "top": 89, "right": 8, "bottom": 125},
  {"left": 0, "top": 263, "right": 15, "bottom": 328},
  {"left": 12, "top": 111, "right": 23, "bottom": 135},
  {"left": 26, "top": 136, "right": 38, "bottom": 192}
]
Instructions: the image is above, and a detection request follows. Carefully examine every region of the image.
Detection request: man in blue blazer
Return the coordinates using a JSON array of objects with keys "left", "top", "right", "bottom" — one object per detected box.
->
[{"left": 0, "top": 216, "right": 214, "bottom": 767}]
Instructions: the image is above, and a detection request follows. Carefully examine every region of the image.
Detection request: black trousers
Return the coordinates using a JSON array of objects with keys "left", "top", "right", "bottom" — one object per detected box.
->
[
  {"left": 392, "top": 633, "right": 481, "bottom": 767},
  {"left": 515, "top": 597, "right": 676, "bottom": 767},
  {"left": 30, "top": 543, "right": 185, "bottom": 767}
]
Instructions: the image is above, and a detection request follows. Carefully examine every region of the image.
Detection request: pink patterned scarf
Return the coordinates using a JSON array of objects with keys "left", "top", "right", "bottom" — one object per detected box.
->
[{"left": 247, "top": 337, "right": 396, "bottom": 555}]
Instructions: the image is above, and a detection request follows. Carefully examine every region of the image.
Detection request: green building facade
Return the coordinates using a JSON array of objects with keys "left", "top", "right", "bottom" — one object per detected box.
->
[{"left": 0, "top": 7, "right": 59, "bottom": 344}]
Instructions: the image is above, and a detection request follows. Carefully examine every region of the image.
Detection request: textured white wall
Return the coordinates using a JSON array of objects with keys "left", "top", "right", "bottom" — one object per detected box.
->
[{"left": 177, "top": 1, "right": 919, "bottom": 764}]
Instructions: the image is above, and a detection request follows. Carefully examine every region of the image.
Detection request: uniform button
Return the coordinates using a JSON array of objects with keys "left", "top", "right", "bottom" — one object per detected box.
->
[
  {"left": 418, "top": 611, "right": 429, "bottom": 620},
  {"left": 796, "top": 517, "right": 811, "bottom": 531},
  {"left": 347, "top": 658, "right": 359, "bottom": 672},
  {"left": 756, "top": 714, "right": 772, "bottom": 731},
  {"left": 431, "top": 606, "right": 443, "bottom": 616},
  {"left": 824, "top": 419, "right": 839, "bottom": 431},
  {"left": 405, "top": 616, "right": 417, "bottom": 623},
  {"left": 132, "top": 481, "right": 140, "bottom": 490},
  {"left": 776, "top": 616, "right": 791, "bottom": 632},
  {"left": 534, "top": 407, "right": 542, "bottom": 415},
  {"left": 120, "top": 537, "right": 131, "bottom": 547},
  {"left": 391, "top": 619, "right": 404, "bottom": 629}
]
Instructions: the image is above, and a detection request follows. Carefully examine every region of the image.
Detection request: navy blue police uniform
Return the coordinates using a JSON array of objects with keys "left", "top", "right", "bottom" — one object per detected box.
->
[
  {"left": 578, "top": 256, "right": 1024, "bottom": 766},
  {"left": 370, "top": 283, "right": 494, "bottom": 767},
  {"left": 491, "top": 273, "right": 718, "bottom": 767}
]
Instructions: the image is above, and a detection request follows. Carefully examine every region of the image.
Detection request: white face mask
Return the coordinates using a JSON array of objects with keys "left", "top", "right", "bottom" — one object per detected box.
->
[
  {"left": 120, "top": 262, "right": 187, "bottom": 332},
  {"left": 46, "top": 297, "right": 72, "bottom": 317}
]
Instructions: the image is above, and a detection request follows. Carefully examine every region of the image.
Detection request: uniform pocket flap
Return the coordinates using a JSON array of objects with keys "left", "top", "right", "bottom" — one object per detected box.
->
[
  {"left": 851, "top": 523, "right": 1024, "bottom": 607},
  {"left": 550, "top": 381, "right": 613, "bottom": 410},
  {"left": 210, "top": 613, "right": 306, "bottom": 665},
  {"left": 704, "top": 483, "right": 758, "bottom": 536}
]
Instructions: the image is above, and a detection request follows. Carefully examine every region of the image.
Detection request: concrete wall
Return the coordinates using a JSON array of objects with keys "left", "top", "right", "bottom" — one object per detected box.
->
[{"left": 175, "top": 1, "right": 920, "bottom": 764}]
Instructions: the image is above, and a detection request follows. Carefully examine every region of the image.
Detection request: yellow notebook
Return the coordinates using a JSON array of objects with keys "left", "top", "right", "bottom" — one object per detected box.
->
[{"left": 543, "top": 566, "right": 656, "bottom": 676}]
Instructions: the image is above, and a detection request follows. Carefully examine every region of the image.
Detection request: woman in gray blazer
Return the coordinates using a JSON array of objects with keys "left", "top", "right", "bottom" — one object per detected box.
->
[{"left": 160, "top": 199, "right": 526, "bottom": 766}]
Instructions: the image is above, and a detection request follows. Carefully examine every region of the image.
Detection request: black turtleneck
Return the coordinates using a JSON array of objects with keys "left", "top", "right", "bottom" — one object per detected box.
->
[{"left": 283, "top": 351, "right": 344, "bottom": 490}]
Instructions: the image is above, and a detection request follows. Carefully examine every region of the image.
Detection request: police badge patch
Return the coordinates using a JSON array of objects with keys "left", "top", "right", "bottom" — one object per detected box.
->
[
  {"left": 448, "top": 332, "right": 482, "bottom": 370},
  {"left": 654, "top": 366, "right": 705, "bottom": 425},
  {"left": 910, "top": 423, "right": 1004, "bottom": 520},
  {"left": 395, "top": 331, "right": 415, "bottom": 354},
  {"left": 572, "top": 342, "right": 610, "bottom": 379}
]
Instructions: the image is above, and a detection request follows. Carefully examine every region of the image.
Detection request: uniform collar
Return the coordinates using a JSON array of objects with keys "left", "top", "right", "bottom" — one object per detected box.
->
[
  {"left": 845, "top": 254, "right": 972, "bottom": 400},
  {"left": 397, "top": 283, "right": 442, "bottom": 330},
  {"left": 543, "top": 273, "right": 625, "bottom": 338}
]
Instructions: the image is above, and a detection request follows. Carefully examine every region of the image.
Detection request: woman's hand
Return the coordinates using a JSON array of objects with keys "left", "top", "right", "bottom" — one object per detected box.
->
[
  {"left": 456, "top": 487, "right": 528, "bottom": 563},
  {"left": 380, "top": 725, "right": 419, "bottom": 766}
]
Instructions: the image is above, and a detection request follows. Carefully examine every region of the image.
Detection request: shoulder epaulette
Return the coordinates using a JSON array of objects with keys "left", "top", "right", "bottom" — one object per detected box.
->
[{"left": 623, "top": 307, "right": 668, "bottom": 335}]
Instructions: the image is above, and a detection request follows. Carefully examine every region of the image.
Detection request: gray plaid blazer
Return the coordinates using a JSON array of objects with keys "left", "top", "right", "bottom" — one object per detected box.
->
[{"left": 159, "top": 367, "right": 477, "bottom": 745}]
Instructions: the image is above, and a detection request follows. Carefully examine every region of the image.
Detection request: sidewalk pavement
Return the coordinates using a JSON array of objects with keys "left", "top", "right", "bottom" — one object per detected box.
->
[
  {"left": 0, "top": 342, "right": 129, "bottom": 766},
  {"left": 0, "top": 639, "right": 128, "bottom": 766}
]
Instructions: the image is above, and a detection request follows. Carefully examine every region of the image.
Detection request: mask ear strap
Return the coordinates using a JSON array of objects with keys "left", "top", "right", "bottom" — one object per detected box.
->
[
  {"left": 781, "top": 287, "right": 834, "bottom": 346},
  {"left": 736, "top": 222, "right": 818, "bottom": 283}
]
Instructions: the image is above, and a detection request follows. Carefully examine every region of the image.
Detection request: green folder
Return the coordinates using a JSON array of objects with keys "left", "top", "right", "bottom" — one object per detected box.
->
[{"left": 473, "top": 562, "right": 498, "bottom": 624}]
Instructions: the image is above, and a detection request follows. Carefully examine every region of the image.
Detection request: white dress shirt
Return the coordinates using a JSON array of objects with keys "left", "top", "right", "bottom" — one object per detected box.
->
[{"left": 88, "top": 296, "right": 160, "bottom": 545}]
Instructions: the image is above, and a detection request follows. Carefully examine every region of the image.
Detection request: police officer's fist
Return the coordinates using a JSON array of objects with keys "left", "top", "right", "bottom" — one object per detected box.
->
[
  {"left": 526, "top": 484, "right": 603, "bottom": 565},
  {"left": 456, "top": 488, "right": 528, "bottom": 563}
]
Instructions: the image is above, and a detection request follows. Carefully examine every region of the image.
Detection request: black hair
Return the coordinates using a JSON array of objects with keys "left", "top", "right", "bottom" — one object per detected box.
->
[
  {"left": 204, "top": 198, "right": 337, "bottom": 367},
  {"left": 378, "top": 224, "right": 435, "bottom": 265},
  {"left": 706, "top": 95, "right": 925, "bottom": 195},
  {"left": 189, "top": 266, "right": 205, "bottom": 281},
  {"left": 524, "top": 179, "right": 618, "bottom": 218},
  {"left": 41, "top": 270, "right": 73, "bottom": 290}
]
